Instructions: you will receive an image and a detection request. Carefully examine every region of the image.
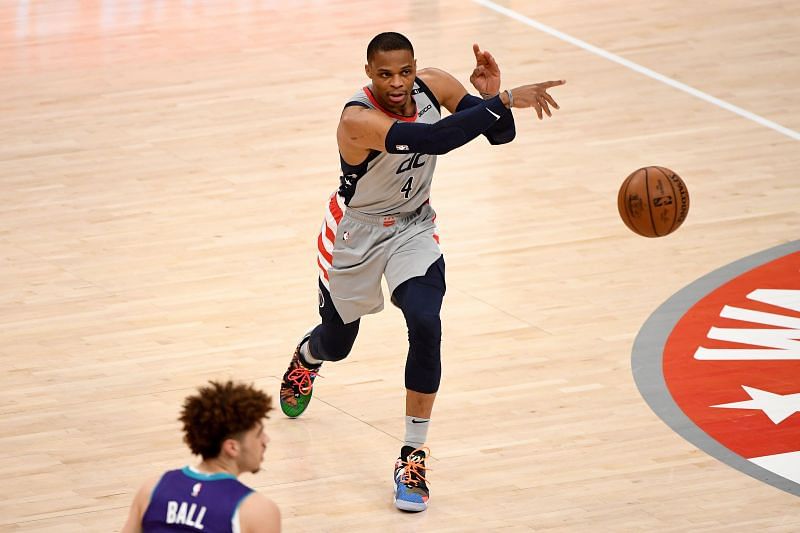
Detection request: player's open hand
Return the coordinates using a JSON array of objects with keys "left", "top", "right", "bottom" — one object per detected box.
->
[
  {"left": 507, "top": 80, "right": 565, "bottom": 119},
  {"left": 469, "top": 43, "right": 501, "bottom": 97}
]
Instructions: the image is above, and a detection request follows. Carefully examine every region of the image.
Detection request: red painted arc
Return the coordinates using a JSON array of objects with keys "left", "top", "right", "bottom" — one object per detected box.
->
[{"left": 663, "top": 251, "right": 800, "bottom": 458}]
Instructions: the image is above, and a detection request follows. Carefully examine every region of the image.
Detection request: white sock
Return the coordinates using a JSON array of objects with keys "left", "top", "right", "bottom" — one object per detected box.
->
[
  {"left": 404, "top": 416, "right": 430, "bottom": 448},
  {"left": 299, "top": 340, "right": 322, "bottom": 365}
]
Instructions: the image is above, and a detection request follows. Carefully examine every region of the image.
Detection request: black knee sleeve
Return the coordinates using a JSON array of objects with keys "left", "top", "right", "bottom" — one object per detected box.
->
[
  {"left": 311, "top": 280, "right": 360, "bottom": 362},
  {"left": 394, "top": 257, "right": 446, "bottom": 394},
  {"left": 404, "top": 311, "right": 442, "bottom": 393},
  {"left": 309, "top": 321, "right": 359, "bottom": 362}
]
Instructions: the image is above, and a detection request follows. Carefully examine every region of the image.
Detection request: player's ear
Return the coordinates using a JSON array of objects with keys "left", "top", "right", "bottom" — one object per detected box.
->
[
  {"left": 365, "top": 63, "right": 372, "bottom": 78},
  {"left": 221, "top": 437, "right": 240, "bottom": 457}
]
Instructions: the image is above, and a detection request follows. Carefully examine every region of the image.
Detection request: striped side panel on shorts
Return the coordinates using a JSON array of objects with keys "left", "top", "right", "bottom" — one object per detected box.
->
[{"left": 317, "top": 193, "right": 346, "bottom": 289}]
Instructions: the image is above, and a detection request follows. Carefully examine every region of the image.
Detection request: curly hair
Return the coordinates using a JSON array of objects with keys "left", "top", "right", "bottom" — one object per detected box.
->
[{"left": 179, "top": 380, "right": 273, "bottom": 460}]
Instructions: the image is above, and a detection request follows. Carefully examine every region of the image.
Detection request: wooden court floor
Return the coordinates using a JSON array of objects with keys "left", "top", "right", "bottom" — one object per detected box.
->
[{"left": 1, "top": 1, "right": 798, "bottom": 531}]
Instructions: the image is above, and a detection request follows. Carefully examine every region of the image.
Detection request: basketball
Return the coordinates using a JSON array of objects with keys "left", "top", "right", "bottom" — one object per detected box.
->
[{"left": 617, "top": 166, "right": 689, "bottom": 237}]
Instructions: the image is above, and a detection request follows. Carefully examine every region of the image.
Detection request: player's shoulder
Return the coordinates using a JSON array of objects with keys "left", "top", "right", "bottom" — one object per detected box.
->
[
  {"left": 339, "top": 101, "right": 381, "bottom": 131},
  {"left": 338, "top": 93, "right": 391, "bottom": 133},
  {"left": 125, "top": 473, "right": 163, "bottom": 525},
  {"left": 417, "top": 67, "right": 459, "bottom": 87},
  {"left": 138, "top": 473, "right": 163, "bottom": 498},
  {"left": 340, "top": 87, "right": 374, "bottom": 117},
  {"left": 239, "top": 490, "right": 281, "bottom": 533},
  {"left": 122, "top": 473, "right": 164, "bottom": 533},
  {"left": 417, "top": 68, "right": 465, "bottom": 109}
]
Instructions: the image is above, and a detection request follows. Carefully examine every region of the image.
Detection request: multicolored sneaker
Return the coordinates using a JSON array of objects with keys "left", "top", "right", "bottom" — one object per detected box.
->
[
  {"left": 393, "top": 446, "right": 430, "bottom": 512},
  {"left": 279, "top": 333, "right": 321, "bottom": 418}
]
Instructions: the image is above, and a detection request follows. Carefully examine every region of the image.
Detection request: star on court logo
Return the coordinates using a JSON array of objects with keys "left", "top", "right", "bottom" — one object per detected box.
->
[
  {"left": 713, "top": 385, "right": 800, "bottom": 424},
  {"left": 632, "top": 241, "right": 800, "bottom": 497}
]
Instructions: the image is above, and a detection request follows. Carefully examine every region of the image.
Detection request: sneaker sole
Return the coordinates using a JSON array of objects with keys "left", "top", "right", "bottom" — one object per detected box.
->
[
  {"left": 393, "top": 482, "right": 428, "bottom": 512},
  {"left": 393, "top": 496, "right": 427, "bottom": 512},
  {"left": 280, "top": 395, "right": 312, "bottom": 418}
]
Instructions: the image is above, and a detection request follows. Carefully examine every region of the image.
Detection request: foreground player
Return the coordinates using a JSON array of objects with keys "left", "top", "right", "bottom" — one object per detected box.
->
[
  {"left": 279, "top": 32, "right": 565, "bottom": 512},
  {"left": 122, "top": 381, "right": 280, "bottom": 532}
]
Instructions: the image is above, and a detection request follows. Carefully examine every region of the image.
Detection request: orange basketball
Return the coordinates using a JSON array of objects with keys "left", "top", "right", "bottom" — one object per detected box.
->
[{"left": 617, "top": 166, "right": 689, "bottom": 238}]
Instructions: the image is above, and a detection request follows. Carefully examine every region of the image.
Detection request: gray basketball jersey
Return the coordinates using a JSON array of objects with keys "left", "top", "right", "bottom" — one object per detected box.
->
[{"left": 337, "top": 78, "right": 441, "bottom": 215}]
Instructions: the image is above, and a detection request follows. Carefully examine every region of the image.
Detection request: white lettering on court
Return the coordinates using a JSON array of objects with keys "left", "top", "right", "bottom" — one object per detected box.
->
[{"left": 694, "top": 289, "right": 800, "bottom": 360}]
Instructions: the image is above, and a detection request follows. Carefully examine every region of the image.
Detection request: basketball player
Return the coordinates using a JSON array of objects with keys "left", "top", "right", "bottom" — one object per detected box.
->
[
  {"left": 279, "top": 32, "right": 565, "bottom": 512},
  {"left": 122, "top": 381, "right": 280, "bottom": 533}
]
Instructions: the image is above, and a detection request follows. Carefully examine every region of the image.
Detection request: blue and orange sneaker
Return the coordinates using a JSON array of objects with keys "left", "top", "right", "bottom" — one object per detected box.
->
[
  {"left": 393, "top": 446, "right": 430, "bottom": 512},
  {"left": 279, "top": 333, "right": 321, "bottom": 418}
]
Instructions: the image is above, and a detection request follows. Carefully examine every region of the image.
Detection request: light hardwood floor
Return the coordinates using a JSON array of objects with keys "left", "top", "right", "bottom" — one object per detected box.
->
[{"left": 1, "top": 1, "right": 798, "bottom": 531}]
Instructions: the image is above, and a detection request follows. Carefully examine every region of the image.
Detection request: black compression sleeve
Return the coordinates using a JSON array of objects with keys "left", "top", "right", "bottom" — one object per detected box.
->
[
  {"left": 456, "top": 94, "right": 516, "bottom": 145},
  {"left": 384, "top": 94, "right": 510, "bottom": 155}
]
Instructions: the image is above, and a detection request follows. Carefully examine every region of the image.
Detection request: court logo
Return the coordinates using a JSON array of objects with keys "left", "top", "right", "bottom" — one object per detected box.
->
[{"left": 632, "top": 241, "right": 800, "bottom": 497}]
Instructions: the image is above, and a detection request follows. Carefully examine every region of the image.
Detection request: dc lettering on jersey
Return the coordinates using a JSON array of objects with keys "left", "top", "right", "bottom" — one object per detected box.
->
[
  {"left": 396, "top": 153, "right": 426, "bottom": 174},
  {"left": 166, "top": 501, "right": 207, "bottom": 530}
]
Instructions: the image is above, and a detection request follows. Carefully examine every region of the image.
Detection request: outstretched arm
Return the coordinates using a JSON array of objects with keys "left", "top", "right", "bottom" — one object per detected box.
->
[
  {"left": 385, "top": 93, "right": 512, "bottom": 154},
  {"left": 338, "top": 76, "right": 564, "bottom": 157},
  {"left": 418, "top": 65, "right": 514, "bottom": 145}
]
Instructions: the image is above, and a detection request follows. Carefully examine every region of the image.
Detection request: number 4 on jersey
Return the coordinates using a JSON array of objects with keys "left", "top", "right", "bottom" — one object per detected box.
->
[
  {"left": 401, "top": 176, "right": 414, "bottom": 199},
  {"left": 396, "top": 153, "right": 424, "bottom": 199}
]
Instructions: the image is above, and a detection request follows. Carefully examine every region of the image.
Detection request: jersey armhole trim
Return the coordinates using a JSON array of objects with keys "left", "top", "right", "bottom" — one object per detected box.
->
[
  {"left": 141, "top": 471, "right": 167, "bottom": 521},
  {"left": 232, "top": 489, "right": 255, "bottom": 533},
  {"left": 344, "top": 101, "right": 370, "bottom": 109},
  {"left": 340, "top": 149, "right": 380, "bottom": 170},
  {"left": 414, "top": 76, "right": 441, "bottom": 114}
]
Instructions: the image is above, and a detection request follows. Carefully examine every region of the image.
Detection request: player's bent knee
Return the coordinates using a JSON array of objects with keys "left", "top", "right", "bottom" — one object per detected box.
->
[
  {"left": 317, "top": 346, "right": 351, "bottom": 362},
  {"left": 406, "top": 312, "right": 441, "bottom": 344},
  {"left": 310, "top": 322, "right": 359, "bottom": 362},
  {"left": 404, "top": 312, "right": 442, "bottom": 393}
]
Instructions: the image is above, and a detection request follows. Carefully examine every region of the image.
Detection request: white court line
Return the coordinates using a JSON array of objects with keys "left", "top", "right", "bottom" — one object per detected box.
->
[{"left": 472, "top": 0, "right": 800, "bottom": 141}]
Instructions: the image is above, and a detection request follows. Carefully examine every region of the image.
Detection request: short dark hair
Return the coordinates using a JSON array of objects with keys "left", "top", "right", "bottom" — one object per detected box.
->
[
  {"left": 179, "top": 380, "right": 272, "bottom": 460},
  {"left": 367, "top": 32, "right": 414, "bottom": 62}
]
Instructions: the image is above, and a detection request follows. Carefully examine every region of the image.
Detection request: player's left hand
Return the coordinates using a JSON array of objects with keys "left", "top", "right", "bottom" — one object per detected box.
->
[{"left": 469, "top": 43, "right": 501, "bottom": 98}]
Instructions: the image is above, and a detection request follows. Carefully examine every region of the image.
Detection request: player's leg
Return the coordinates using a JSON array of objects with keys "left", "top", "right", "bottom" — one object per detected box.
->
[
  {"left": 390, "top": 255, "right": 445, "bottom": 512},
  {"left": 280, "top": 280, "right": 360, "bottom": 418}
]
